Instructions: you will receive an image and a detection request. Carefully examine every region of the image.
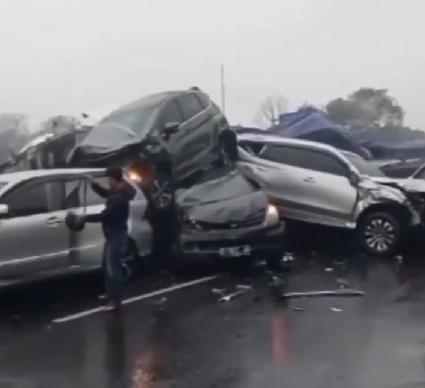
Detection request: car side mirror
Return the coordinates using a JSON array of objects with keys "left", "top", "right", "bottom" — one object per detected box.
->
[
  {"left": 163, "top": 122, "right": 180, "bottom": 135},
  {"left": 348, "top": 171, "right": 360, "bottom": 187},
  {"left": 0, "top": 204, "right": 9, "bottom": 215}
]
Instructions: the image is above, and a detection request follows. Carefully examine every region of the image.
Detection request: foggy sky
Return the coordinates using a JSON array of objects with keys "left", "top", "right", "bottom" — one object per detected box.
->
[{"left": 0, "top": 0, "right": 423, "bottom": 129}]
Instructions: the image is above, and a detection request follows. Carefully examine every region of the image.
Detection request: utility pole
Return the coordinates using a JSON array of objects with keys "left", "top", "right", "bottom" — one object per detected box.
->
[{"left": 220, "top": 64, "right": 226, "bottom": 115}]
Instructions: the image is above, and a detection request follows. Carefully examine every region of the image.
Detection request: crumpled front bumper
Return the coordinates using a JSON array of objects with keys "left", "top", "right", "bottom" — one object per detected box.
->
[{"left": 178, "top": 221, "right": 285, "bottom": 259}]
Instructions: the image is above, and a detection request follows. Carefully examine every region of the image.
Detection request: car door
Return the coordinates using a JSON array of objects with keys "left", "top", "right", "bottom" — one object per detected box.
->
[
  {"left": 63, "top": 174, "right": 107, "bottom": 270},
  {"left": 0, "top": 178, "right": 70, "bottom": 280},
  {"left": 175, "top": 93, "right": 211, "bottom": 179},
  {"left": 157, "top": 99, "right": 186, "bottom": 178},
  {"left": 239, "top": 144, "right": 320, "bottom": 221},
  {"left": 244, "top": 143, "right": 357, "bottom": 227},
  {"left": 291, "top": 148, "right": 358, "bottom": 227}
]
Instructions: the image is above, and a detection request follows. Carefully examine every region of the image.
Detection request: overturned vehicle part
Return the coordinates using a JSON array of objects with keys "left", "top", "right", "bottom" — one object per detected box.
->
[
  {"left": 174, "top": 169, "right": 285, "bottom": 264},
  {"left": 68, "top": 89, "right": 232, "bottom": 211}
]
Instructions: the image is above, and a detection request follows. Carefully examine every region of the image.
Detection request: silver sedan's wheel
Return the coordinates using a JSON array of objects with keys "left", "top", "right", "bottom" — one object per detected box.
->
[
  {"left": 151, "top": 176, "right": 174, "bottom": 209},
  {"left": 364, "top": 218, "right": 396, "bottom": 253}
]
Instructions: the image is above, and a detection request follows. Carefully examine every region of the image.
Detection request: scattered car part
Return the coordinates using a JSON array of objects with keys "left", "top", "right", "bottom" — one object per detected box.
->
[
  {"left": 282, "top": 289, "right": 365, "bottom": 298},
  {"left": 218, "top": 289, "right": 249, "bottom": 302}
]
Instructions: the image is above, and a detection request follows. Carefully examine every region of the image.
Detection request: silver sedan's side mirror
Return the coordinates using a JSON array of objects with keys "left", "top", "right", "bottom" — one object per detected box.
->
[{"left": 0, "top": 204, "right": 9, "bottom": 215}]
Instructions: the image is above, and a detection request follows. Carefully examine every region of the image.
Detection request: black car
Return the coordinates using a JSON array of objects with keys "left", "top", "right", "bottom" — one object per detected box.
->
[
  {"left": 174, "top": 168, "right": 285, "bottom": 264},
  {"left": 69, "top": 87, "right": 232, "bottom": 210}
]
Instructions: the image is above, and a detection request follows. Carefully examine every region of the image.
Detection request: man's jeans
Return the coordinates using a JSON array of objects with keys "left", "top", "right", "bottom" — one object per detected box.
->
[{"left": 102, "top": 232, "right": 128, "bottom": 307}]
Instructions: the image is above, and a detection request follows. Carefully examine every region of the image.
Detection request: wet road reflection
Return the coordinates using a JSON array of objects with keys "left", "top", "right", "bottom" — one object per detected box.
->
[
  {"left": 2, "top": 245, "right": 425, "bottom": 387},
  {"left": 105, "top": 314, "right": 127, "bottom": 388}
]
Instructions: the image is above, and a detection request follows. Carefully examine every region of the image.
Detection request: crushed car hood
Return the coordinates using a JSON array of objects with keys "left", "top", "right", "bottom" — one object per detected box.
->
[
  {"left": 371, "top": 176, "right": 425, "bottom": 193},
  {"left": 177, "top": 170, "right": 267, "bottom": 225}
]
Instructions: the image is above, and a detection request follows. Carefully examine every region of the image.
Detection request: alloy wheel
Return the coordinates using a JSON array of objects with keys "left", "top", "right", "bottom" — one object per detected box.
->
[
  {"left": 151, "top": 178, "right": 174, "bottom": 209},
  {"left": 364, "top": 218, "right": 396, "bottom": 253}
]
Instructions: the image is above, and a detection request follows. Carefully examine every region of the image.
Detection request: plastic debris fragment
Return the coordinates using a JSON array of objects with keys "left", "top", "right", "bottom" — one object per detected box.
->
[
  {"left": 325, "top": 267, "right": 334, "bottom": 272},
  {"left": 236, "top": 285, "right": 252, "bottom": 291},
  {"left": 212, "top": 288, "right": 225, "bottom": 297},
  {"left": 282, "top": 289, "right": 365, "bottom": 299},
  {"left": 282, "top": 253, "right": 294, "bottom": 262},
  {"left": 290, "top": 306, "right": 304, "bottom": 312},
  {"left": 337, "top": 278, "right": 350, "bottom": 288},
  {"left": 330, "top": 307, "right": 342, "bottom": 312},
  {"left": 218, "top": 289, "right": 248, "bottom": 302}
]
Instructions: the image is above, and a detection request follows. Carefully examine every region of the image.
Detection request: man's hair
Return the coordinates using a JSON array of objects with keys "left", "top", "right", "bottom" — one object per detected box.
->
[{"left": 106, "top": 165, "right": 123, "bottom": 182}]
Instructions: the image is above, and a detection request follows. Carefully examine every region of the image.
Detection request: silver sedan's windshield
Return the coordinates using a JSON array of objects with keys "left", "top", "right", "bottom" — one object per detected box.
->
[{"left": 342, "top": 152, "right": 386, "bottom": 177}]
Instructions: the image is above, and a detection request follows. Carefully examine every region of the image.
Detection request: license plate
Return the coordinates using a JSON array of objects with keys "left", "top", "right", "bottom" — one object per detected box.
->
[{"left": 218, "top": 245, "right": 251, "bottom": 257}]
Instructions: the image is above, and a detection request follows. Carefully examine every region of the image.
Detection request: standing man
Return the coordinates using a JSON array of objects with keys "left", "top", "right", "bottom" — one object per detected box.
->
[{"left": 83, "top": 166, "right": 135, "bottom": 311}]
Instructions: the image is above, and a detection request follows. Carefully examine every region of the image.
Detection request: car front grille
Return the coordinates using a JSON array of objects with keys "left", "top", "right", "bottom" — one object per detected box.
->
[{"left": 196, "top": 208, "right": 265, "bottom": 230}]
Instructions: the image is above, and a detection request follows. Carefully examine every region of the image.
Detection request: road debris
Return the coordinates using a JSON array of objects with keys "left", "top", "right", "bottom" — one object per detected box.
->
[
  {"left": 337, "top": 278, "right": 350, "bottom": 288},
  {"left": 290, "top": 306, "right": 304, "bottom": 312},
  {"left": 212, "top": 288, "right": 226, "bottom": 297},
  {"left": 236, "top": 285, "right": 252, "bottom": 291},
  {"left": 218, "top": 289, "right": 249, "bottom": 302},
  {"left": 282, "top": 253, "right": 295, "bottom": 262},
  {"left": 325, "top": 267, "right": 334, "bottom": 272},
  {"left": 330, "top": 307, "right": 343, "bottom": 312},
  {"left": 282, "top": 289, "right": 365, "bottom": 299},
  {"left": 154, "top": 297, "right": 167, "bottom": 306}
]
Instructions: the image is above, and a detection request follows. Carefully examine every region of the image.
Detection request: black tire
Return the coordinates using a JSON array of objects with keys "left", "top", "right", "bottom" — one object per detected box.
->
[{"left": 356, "top": 211, "right": 403, "bottom": 257}]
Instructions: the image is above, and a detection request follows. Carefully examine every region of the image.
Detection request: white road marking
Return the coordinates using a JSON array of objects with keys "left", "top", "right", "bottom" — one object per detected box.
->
[{"left": 52, "top": 275, "right": 220, "bottom": 324}]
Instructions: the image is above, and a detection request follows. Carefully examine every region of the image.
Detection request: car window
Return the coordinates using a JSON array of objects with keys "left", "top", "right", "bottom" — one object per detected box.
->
[
  {"left": 260, "top": 145, "right": 348, "bottom": 176},
  {"left": 197, "top": 93, "right": 211, "bottom": 109},
  {"left": 85, "top": 176, "right": 108, "bottom": 206},
  {"left": 63, "top": 179, "right": 82, "bottom": 209},
  {"left": 341, "top": 152, "right": 386, "bottom": 177},
  {"left": 160, "top": 100, "right": 184, "bottom": 127},
  {"left": 1, "top": 182, "right": 49, "bottom": 217},
  {"left": 178, "top": 94, "right": 205, "bottom": 121}
]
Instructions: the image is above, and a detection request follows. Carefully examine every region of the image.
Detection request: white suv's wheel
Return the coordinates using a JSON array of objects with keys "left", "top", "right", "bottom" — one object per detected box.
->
[{"left": 357, "top": 211, "right": 402, "bottom": 257}]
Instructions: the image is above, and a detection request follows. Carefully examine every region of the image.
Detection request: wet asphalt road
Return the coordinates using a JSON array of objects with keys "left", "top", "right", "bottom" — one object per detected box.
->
[{"left": 2, "top": 230, "right": 425, "bottom": 388}]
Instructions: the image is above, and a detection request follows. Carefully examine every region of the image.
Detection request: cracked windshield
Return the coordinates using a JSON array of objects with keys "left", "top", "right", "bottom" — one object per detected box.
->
[{"left": 0, "top": 0, "right": 424, "bottom": 387}]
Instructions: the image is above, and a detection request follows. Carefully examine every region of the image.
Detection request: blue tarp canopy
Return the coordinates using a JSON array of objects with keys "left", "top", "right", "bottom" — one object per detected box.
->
[
  {"left": 362, "top": 139, "right": 425, "bottom": 160},
  {"left": 267, "top": 109, "right": 367, "bottom": 157}
]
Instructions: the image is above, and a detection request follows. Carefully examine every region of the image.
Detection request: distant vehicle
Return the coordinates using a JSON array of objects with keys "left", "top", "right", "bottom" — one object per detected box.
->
[
  {"left": 236, "top": 133, "right": 421, "bottom": 256},
  {"left": 175, "top": 168, "right": 284, "bottom": 263},
  {"left": 0, "top": 120, "right": 91, "bottom": 174},
  {"left": 69, "top": 88, "right": 232, "bottom": 210},
  {"left": 0, "top": 168, "right": 151, "bottom": 287}
]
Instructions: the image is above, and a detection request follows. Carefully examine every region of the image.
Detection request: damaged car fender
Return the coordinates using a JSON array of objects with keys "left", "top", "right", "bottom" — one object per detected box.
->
[{"left": 353, "top": 178, "right": 420, "bottom": 227}]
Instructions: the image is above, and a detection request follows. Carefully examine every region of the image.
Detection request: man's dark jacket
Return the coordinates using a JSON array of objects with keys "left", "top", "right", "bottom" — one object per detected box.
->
[{"left": 84, "top": 182, "right": 135, "bottom": 239}]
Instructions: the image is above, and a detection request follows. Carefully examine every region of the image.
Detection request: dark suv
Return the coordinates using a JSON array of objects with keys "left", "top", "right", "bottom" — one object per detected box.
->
[{"left": 69, "top": 87, "right": 232, "bottom": 209}]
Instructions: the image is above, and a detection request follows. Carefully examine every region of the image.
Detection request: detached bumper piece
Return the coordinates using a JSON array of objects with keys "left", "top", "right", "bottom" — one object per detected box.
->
[{"left": 179, "top": 221, "right": 284, "bottom": 260}]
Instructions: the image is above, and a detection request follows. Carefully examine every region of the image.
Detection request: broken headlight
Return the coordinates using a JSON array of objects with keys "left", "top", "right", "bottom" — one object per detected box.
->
[
  {"left": 181, "top": 214, "right": 203, "bottom": 231},
  {"left": 264, "top": 204, "right": 279, "bottom": 225}
]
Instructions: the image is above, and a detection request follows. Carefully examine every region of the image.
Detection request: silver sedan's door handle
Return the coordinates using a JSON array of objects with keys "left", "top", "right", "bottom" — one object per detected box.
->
[
  {"left": 303, "top": 177, "right": 316, "bottom": 183},
  {"left": 46, "top": 216, "right": 62, "bottom": 227}
]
